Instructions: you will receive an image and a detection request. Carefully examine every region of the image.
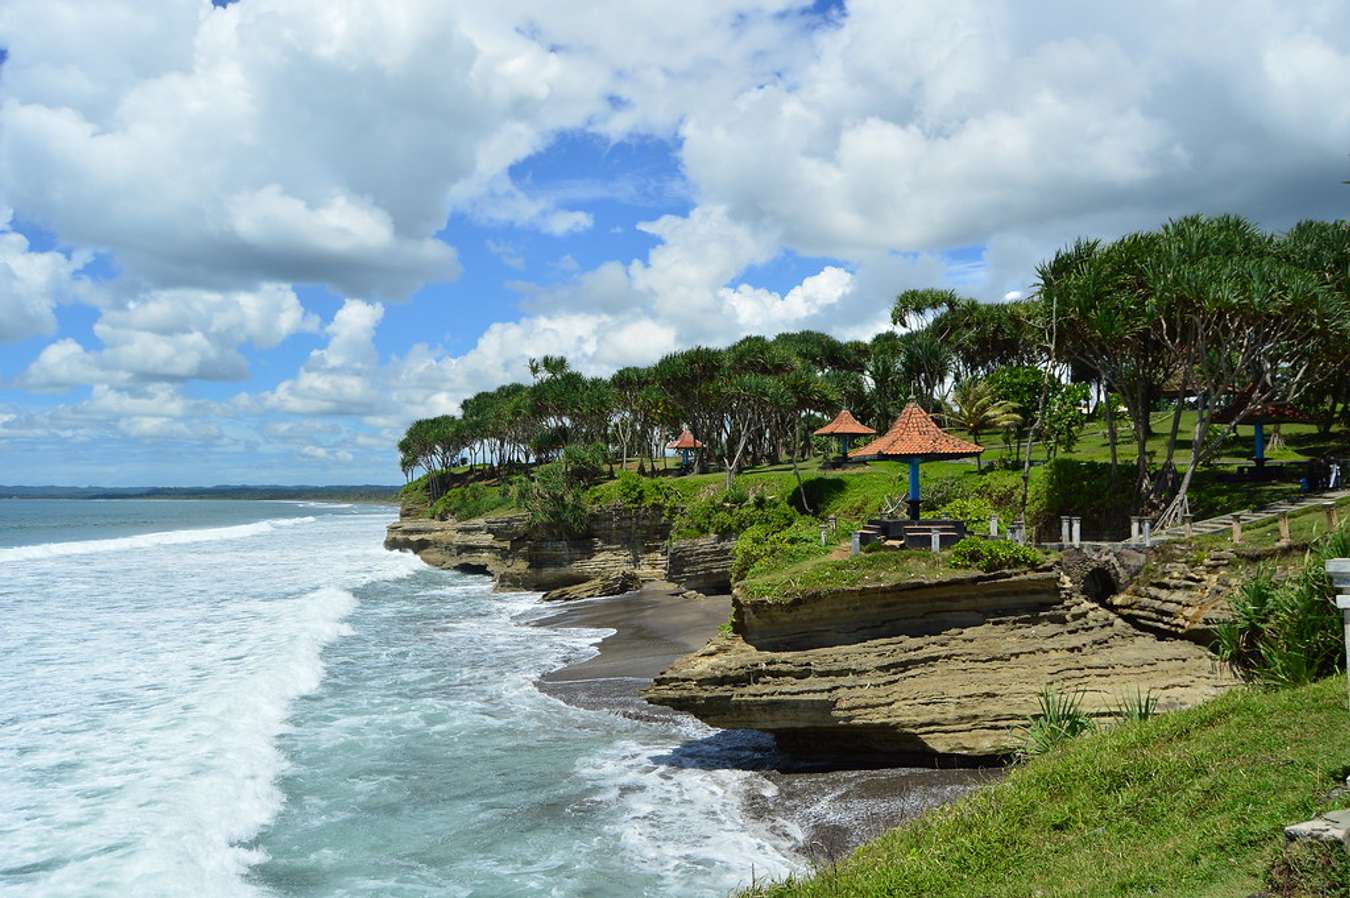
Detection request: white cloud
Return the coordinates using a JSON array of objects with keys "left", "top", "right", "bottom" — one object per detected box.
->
[
  {"left": 0, "top": 212, "right": 92, "bottom": 342},
  {"left": 266, "top": 300, "right": 385, "bottom": 415}
]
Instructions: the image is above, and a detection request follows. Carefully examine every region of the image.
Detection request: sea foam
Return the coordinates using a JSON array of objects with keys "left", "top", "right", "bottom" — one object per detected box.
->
[{"left": 0, "top": 515, "right": 317, "bottom": 563}]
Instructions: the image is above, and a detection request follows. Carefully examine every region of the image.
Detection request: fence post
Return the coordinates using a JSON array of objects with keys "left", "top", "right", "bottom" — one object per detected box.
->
[
  {"left": 989, "top": 514, "right": 1000, "bottom": 538},
  {"left": 1183, "top": 513, "right": 1194, "bottom": 539},
  {"left": 1326, "top": 559, "right": 1350, "bottom": 710},
  {"left": 930, "top": 530, "right": 941, "bottom": 554},
  {"left": 1326, "top": 502, "right": 1341, "bottom": 531},
  {"left": 1130, "top": 516, "right": 1141, "bottom": 542},
  {"left": 1061, "top": 516, "right": 1072, "bottom": 545},
  {"left": 1231, "top": 513, "right": 1243, "bottom": 545},
  {"left": 1278, "top": 512, "right": 1291, "bottom": 546},
  {"left": 820, "top": 524, "right": 829, "bottom": 547},
  {"left": 1071, "top": 516, "right": 1082, "bottom": 547},
  {"left": 1142, "top": 519, "right": 1152, "bottom": 548},
  {"left": 850, "top": 531, "right": 861, "bottom": 557}
]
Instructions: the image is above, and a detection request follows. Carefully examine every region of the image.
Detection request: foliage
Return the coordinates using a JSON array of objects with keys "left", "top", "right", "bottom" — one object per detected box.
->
[
  {"left": 737, "top": 677, "right": 1350, "bottom": 898},
  {"left": 609, "top": 470, "right": 681, "bottom": 516},
  {"left": 674, "top": 481, "right": 797, "bottom": 539},
  {"left": 1266, "top": 839, "right": 1350, "bottom": 898},
  {"left": 948, "top": 536, "right": 1042, "bottom": 572},
  {"left": 1113, "top": 688, "right": 1158, "bottom": 723},
  {"left": 1017, "top": 686, "right": 1095, "bottom": 757},
  {"left": 942, "top": 379, "right": 1021, "bottom": 469},
  {"left": 738, "top": 547, "right": 978, "bottom": 602},
  {"left": 731, "top": 517, "right": 834, "bottom": 583},
  {"left": 924, "top": 497, "right": 994, "bottom": 532},
  {"left": 1213, "top": 526, "right": 1350, "bottom": 687},
  {"left": 511, "top": 443, "right": 606, "bottom": 537},
  {"left": 429, "top": 481, "right": 515, "bottom": 521}
]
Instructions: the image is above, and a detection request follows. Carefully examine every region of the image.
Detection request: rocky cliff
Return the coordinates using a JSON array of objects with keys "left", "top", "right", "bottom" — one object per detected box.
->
[
  {"left": 645, "top": 565, "right": 1232, "bottom": 760},
  {"left": 384, "top": 506, "right": 734, "bottom": 598}
]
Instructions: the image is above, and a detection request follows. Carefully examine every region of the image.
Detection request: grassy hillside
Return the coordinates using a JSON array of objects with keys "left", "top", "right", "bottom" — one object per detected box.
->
[{"left": 740, "top": 678, "right": 1350, "bottom": 898}]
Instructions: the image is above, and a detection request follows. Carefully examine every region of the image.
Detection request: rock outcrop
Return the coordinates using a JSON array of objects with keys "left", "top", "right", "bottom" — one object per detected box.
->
[
  {"left": 385, "top": 505, "right": 734, "bottom": 598},
  {"left": 645, "top": 567, "right": 1232, "bottom": 760}
]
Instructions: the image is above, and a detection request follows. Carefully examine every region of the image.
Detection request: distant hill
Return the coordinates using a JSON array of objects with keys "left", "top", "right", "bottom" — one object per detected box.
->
[{"left": 0, "top": 484, "right": 402, "bottom": 503}]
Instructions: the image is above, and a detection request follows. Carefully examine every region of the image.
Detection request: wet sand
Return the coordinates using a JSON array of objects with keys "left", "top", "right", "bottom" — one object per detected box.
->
[{"left": 533, "top": 583, "right": 1000, "bottom": 863}]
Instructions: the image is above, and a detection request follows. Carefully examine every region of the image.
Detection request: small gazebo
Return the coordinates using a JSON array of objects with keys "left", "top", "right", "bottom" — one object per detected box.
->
[
  {"left": 850, "top": 402, "right": 983, "bottom": 520},
  {"left": 1213, "top": 397, "right": 1319, "bottom": 471},
  {"left": 667, "top": 429, "right": 704, "bottom": 471},
  {"left": 814, "top": 410, "right": 876, "bottom": 464}
]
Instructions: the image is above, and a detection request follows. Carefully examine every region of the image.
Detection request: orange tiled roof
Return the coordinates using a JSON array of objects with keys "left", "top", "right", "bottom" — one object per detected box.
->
[
  {"left": 849, "top": 402, "right": 983, "bottom": 460},
  {"left": 1212, "top": 397, "right": 1320, "bottom": 426},
  {"left": 813, "top": 409, "right": 877, "bottom": 437},
  {"left": 667, "top": 429, "right": 704, "bottom": 450}
]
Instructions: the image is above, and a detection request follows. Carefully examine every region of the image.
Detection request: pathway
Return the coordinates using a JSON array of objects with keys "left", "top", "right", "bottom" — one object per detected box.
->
[{"left": 1146, "top": 487, "right": 1350, "bottom": 544}]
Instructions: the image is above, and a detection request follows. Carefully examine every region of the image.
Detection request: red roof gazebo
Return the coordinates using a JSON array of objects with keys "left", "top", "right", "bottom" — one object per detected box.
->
[
  {"left": 667, "top": 429, "right": 704, "bottom": 470},
  {"left": 850, "top": 402, "right": 983, "bottom": 519},
  {"left": 1213, "top": 395, "right": 1320, "bottom": 469},
  {"left": 813, "top": 410, "right": 876, "bottom": 461}
]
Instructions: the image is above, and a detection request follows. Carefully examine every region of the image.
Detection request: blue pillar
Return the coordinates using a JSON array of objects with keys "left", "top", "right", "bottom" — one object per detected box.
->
[
  {"left": 1254, "top": 422, "right": 1265, "bottom": 468},
  {"left": 907, "top": 458, "right": 922, "bottom": 520}
]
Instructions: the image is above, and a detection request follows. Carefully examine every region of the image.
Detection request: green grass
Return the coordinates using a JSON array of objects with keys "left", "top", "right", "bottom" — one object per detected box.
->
[
  {"left": 737, "top": 547, "right": 987, "bottom": 602},
  {"left": 1192, "top": 494, "right": 1350, "bottom": 551},
  {"left": 741, "top": 678, "right": 1350, "bottom": 898}
]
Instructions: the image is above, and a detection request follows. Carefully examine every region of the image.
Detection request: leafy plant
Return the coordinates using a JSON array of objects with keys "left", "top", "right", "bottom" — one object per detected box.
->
[
  {"left": 732, "top": 517, "right": 833, "bottom": 582},
  {"left": 1018, "top": 686, "right": 1095, "bottom": 757},
  {"left": 948, "top": 537, "right": 1042, "bottom": 572},
  {"left": 429, "top": 481, "right": 515, "bottom": 521},
  {"left": 674, "top": 481, "right": 797, "bottom": 539},
  {"left": 1213, "top": 526, "right": 1350, "bottom": 687},
  {"left": 1113, "top": 688, "right": 1158, "bottom": 723}
]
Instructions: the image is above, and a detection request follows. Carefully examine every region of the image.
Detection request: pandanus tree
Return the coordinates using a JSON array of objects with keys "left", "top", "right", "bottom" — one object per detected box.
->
[{"left": 942, "top": 379, "right": 1022, "bottom": 471}]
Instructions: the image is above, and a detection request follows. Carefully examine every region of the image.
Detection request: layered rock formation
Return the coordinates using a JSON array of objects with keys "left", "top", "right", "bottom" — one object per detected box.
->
[
  {"left": 646, "top": 567, "right": 1232, "bottom": 760},
  {"left": 385, "top": 506, "right": 734, "bottom": 598}
]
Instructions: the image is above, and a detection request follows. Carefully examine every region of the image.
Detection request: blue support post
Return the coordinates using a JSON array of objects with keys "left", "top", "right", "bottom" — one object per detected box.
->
[
  {"left": 907, "top": 458, "right": 922, "bottom": 520},
  {"left": 1253, "top": 422, "right": 1265, "bottom": 469}
]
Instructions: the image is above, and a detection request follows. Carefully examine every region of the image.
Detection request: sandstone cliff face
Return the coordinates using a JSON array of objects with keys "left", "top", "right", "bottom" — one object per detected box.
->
[
  {"left": 384, "top": 506, "right": 735, "bottom": 598},
  {"left": 645, "top": 568, "right": 1231, "bottom": 759}
]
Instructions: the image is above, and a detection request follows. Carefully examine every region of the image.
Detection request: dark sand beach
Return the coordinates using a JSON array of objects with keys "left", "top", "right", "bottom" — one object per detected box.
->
[{"left": 535, "top": 584, "right": 999, "bottom": 863}]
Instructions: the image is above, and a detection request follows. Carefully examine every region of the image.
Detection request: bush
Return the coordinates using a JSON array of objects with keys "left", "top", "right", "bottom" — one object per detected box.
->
[
  {"left": 429, "top": 481, "right": 514, "bottom": 521},
  {"left": 611, "top": 470, "right": 681, "bottom": 516},
  {"left": 949, "top": 536, "right": 1042, "bottom": 572},
  {"left": 731, "top": 517, "right": 831, "bottom": 582},
  {"left": 926, "top": 497, "right": 994, "bottom": 532},
  {"left": 1213, "top": 525, "right": 1350, "bottom": 687},
  {"left": 674, "top": 481, "right": 797, "bottom": 539},
  {"left": 1017, "top": 686, "right": 1095, "bottom": 757},
  {"left": 512, "top": 443, "right": 607, "bottom": 537}
]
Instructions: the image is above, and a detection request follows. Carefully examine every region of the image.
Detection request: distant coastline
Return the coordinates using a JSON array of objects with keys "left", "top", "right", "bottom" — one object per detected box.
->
[{"left": 0, "top": 484, "right": 402, "bottom": 504}]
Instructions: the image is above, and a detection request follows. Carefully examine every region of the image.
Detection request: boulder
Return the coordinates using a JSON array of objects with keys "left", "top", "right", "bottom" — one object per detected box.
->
[{"left": 541, "top": 570, "right": 642, "bottom": 602}]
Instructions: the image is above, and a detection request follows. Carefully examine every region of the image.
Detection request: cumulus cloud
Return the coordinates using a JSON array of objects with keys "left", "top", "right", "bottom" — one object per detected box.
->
[{"left": 0, "top": 211, "right": 93, "bottom": 342}]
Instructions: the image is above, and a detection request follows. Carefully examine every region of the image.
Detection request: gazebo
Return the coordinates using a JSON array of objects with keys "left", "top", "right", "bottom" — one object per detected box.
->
[
  {"left": 813, "top": 410, "right": 876, "bottom": 464},
  {"left": 667, "top": 429, "right": 704, "bottom": 471},
  {"left": 1213, "top": 397, "right": 1319, "bottom": 472},
  {"left": 850, "top": 402, "right": 983, "bottom": 520}
]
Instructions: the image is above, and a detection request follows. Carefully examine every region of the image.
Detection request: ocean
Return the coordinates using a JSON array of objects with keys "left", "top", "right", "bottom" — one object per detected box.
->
[{"left": 0, "top": 500, "right": 797, "bottom": 897}]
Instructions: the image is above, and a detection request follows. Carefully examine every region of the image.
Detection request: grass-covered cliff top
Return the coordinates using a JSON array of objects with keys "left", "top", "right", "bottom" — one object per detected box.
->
[{"left": 741, "top": 677, "right": 1350, "bottom": 898}]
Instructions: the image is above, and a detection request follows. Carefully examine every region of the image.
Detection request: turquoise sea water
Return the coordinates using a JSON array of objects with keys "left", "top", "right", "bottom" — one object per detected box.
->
[{"left": 0, "top": 500, "right": 796, "bottom": 897}]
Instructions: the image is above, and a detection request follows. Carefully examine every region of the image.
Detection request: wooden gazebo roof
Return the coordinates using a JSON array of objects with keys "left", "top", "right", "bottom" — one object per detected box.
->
[
  {"left": 849, "top": 402, "right": 983, "bottom": 461},
  {"left": 813, "top": 409, "right": 876, "bottom": 437},
  {"left": 667, "top": 429, "right": 704, "bottom": 450}
]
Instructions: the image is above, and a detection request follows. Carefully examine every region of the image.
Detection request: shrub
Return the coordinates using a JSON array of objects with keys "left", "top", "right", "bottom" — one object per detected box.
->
[
  {"left": 731, "top": 517, "right": 831, "bottom": 582},
  {"left": 1017, "top": 686, "right": 1095, "bottom": 757},
  {"left": 1213, "top": 525, "right": 1350, "bottom": 687},
  {"left": 949, "top": 536, "right": 1042, "bottom": 572},
  {"left": 512, "top": 443, "right": 607, "bottom": 537},
  {"left": 610, "top": 470, "right": 681, "bottom": 515},
  {"left": 674, "top": 481, "right": 797, "bottom": 539},
  {"left": 926, "top": 497, "right": 994, "bottom": 532},
  {"left": 429, "top": 481, "right": 514, "bottom": 521}
]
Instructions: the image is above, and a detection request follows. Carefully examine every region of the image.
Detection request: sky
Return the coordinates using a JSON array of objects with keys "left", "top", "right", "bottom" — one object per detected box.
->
[{"left": 1, "top": 1, "right": 1348, "bottom": 486}]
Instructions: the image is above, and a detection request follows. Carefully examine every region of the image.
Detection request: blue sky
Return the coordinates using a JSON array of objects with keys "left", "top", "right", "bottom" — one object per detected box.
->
[{"left": 1, "top": 0, "right": 1348, "bottom": 485}]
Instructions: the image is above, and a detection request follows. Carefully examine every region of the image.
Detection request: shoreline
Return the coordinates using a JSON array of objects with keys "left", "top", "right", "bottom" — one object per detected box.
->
[{"left": 531, "top": 583, "right": 1000, "bottom": 863}]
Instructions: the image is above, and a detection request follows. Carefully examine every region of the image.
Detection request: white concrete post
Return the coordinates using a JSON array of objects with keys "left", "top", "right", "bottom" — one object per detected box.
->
[
  {"left": 820, "top": 524, "right": 829, "bottom": 547},
  {"left": 850, "top": 531, "right": 861, "bottom": 556},
  {"left": 1130, "top": 517, "right": 1141, "bottom": 542},
  {"left": 1327, "top": 502, "right": 1341, "bottom": 532},
  {"left": 930, "top": 530, "right": 941, "bottom": 554},
  {"left": 989, "top": 514, "right": 1000, "bottom": 538},
  {"left": 1327, "top": 559, "right": 1350, "bottom": 710},
  {"left": 1231, "top": 513, "right": 1243, "bottom": 545},
  {"left": 1013, "top": 519, "right": 1026, "bottom": 545},
  {"left": 1183, "top": 514, "right": 1194, "bottom": 539},
  {"left": 1278, "top": 512, "right": 1291, "bottom": 546},
  {"left": 1060, "top": 516, "right": 1071, "bottom": 545},
  {"left": 1142, "top": 519, "right": 1152, "bottom": 547},
  {"left": 1071, "top": 516, "right": 1082, "bottom": 547}
]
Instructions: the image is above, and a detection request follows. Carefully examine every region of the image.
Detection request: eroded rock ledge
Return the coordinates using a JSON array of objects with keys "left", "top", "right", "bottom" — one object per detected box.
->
[
  {"left": 384, "top": 507, "right": 733, "bottom": 598},
  {"left": 645, "top": 565, "right": 1232, "bottom": 760}
]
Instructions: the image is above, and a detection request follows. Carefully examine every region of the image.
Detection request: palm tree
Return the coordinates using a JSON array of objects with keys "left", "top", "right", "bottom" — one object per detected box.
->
[{"left": 942, "top": 379, "right": 1022, "bottom": 471}]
